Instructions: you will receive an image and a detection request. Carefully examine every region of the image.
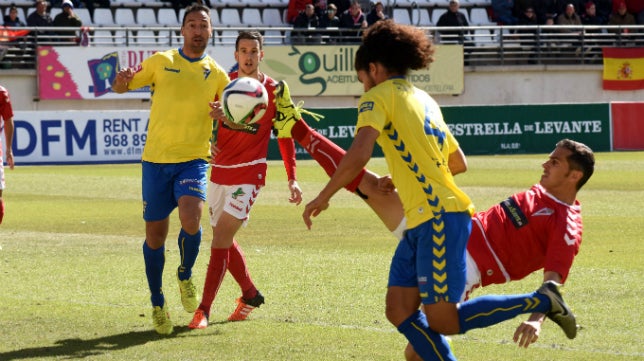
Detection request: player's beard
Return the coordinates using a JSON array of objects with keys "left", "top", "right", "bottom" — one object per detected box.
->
[{"left": 186, "top": 37, "right": 207, "bottom": 56}]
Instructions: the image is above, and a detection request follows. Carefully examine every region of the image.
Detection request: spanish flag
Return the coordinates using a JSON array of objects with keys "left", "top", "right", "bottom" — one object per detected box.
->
[{"left": 603, "top": 48, "right": 644, "bottom": 91}]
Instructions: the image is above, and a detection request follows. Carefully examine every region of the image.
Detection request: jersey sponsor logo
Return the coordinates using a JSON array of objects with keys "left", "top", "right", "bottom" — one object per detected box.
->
[
  {"left": 358, "top": 101, "right": 374, "bottom": 113},
  {"left": 500, "top": 197, "right": 528, "bottom": 228},
  {"left": 533, "top": 207, "right": 554, "bottom": 216},
  {"left": 163, "top": 67, "right": 180, "bottom": 73}
]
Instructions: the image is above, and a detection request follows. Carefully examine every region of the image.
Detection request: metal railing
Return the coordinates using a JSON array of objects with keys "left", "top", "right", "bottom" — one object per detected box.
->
[{"left": 1, "top": 25, "right": 643, "bottom": 69}]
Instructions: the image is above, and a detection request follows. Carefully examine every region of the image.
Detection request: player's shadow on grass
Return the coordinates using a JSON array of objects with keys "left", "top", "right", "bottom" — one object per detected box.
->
[{"left": 0, "top": 326, "right": 218, "bottom": 360}]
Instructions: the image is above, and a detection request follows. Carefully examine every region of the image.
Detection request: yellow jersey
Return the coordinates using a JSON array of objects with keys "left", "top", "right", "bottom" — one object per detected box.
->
[
  {"left": 128, "top": 48, "right": 229, "bottom": 163},
  {"left": 356, "top": 77, "right": 474, "bottom": 229}
]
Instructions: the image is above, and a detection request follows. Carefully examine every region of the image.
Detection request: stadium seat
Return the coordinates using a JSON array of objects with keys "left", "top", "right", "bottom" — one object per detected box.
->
[
  {"left": 208, "top": 8, "right": 221, "bottom": 26},
  {"left": 219, "top": 8, "right": 243, "bottom": 27},
  {"left": 136, "top": 0, "right": 163, "bottom": 7},
  {"left": 75, "top": 8, "right": 92, "bottom": 25},
  {"left": 113, "top": 29, "right": 132, "bottom": 46},
  {"left": 263, "top": 29, "right": 283, "bottom": 44},
  {"left": 241, "top": 8, "right": 262, "bottom": 26},
  {"left": 262, "top": 8, "right": 285, "bottom": 27},
  {"left": 93, "top": 8, "right": 115, "bottom": 26},
  {"left": 136, "top": 8, "right": 157, "bottom": 26},
  {"left": 135, "top": 29, "right": 158, "bottom": 45},
  {"left": 218, "top": 29, "right": 238, "bottom": 44},
  {"left": 392, "top": 9, "right": 411, "bottom": 25},
  {"left": 430, "top": 8, "right": 447, "bottom": 25},
  {"left": 469, "top": 7, "right": 493, "bottom": 25},
  {"left": 50, "top": 7, "right": 61, "bottom": 19},
  {"left": 114, "top": 8, "right": 136, "bottom": 27},
  {"left": 411, "top": 8, "right": 432, "bottom": 26},
  {"left": 91, "top": 29, "right": 114, "bottom": 46},
  {"left": 157, "top": 8, "right": 179, "bottom": 26}
]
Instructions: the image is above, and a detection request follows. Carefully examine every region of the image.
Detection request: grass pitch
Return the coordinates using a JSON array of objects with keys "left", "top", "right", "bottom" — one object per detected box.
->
[{"left": 1, "top": 151, "right": 643, "bottom": 361}]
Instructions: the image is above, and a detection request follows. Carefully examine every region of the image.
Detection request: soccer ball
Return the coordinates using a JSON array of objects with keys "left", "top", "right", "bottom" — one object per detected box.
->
[{"left": 222, "top": 77, "right": 268, "bottom": 125}]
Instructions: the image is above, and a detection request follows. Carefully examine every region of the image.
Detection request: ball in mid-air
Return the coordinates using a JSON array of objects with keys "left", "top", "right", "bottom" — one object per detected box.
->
[{"left": 222, "top": 77, "right": 268, "bottom": 125}]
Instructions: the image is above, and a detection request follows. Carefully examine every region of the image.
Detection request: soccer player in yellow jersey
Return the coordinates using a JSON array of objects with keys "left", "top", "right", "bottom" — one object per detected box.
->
[
  {"left": 303, "top": 20, "right": 576, "bottom": 360},
  {"left": 111, "top": 4, "right": 229, "bottom": 335}
]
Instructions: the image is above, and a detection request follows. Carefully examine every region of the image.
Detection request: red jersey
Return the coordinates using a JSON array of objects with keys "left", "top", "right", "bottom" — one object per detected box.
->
[
  {"left": 210, "top": 72, "right": 296, "bottom": 186},
  {"left": 467, "top": 184, "right": 582, "bottom": 286},
  {"left": 1, "top": 85, "right": 13, "bottom": 156}
]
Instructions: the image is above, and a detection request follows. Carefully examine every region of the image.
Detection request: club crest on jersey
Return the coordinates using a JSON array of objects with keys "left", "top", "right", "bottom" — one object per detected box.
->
[
  {"left": 203, "top": 67, "right": 211, "bottom": 80},
  {"left": 232, "top": 187, "right": 245, "bottom": 199},
  {"left": 359, "top": 101, "right": 374, "bottom": 113}
]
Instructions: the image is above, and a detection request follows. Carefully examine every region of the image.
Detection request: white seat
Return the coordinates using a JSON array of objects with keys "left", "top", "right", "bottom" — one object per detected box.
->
[
  {"left": 262, "top": 0, "right": 286, "bottom": 6},
  {"left": 114, "top": 8, "right": 136, "bottom": 26},
  {"left": 208, "top": 8, "right": 220, "bottom": 26},
  {"left": 263, "top": 29, "right": 283, "bottom": 44},
  {"left": 50, "top": 7, "right": 61, "bottom": 19},
  {"left": 157, "top": 8, "right": 178, "bottom": 26},
  {"left": 241, "top": 8, "right": 262, "bottom": 26},
  {"left": 136, "top": 0, "right": 163, "bottom": 7},
  {"left": 136, "top": 29, "right": 158, "bottom": 45},
  {"left": 136, "top": 8, "right": 157, "bottom": 26},
  {"left": 93, "top": 8, "right": 115, "bottom": 26},
  {"left": 411, "top": 8, "right": 431, "bottom": 26},
  {"left": 430, "top": 8, "right": 447, "bottom": 25},
  {"left": 262, "top": 8, "right": 284, "bottom": 27},
  {"left": 91, "top": 29, "right": 116, "bottom": 45},
  {"left": 219, "top": 8, "right": 243, "bottom": 27},
  {"left": 113, "top": 29, "right": 132, "bottom": 46},
  {"left": 75, "top": 8, "right": 92, "bottom": 25},
  {"left": 469, "top": 7, "right": 493, "bottom": 25},
  {"left": 392, "top": 9, "right": 411, "bottom": 25},
  {"left": 472, "top": 28, "right": 496, "bottom": 46},
  {"left": 218, "top": 29, "right": 238, "bottom": 44}
]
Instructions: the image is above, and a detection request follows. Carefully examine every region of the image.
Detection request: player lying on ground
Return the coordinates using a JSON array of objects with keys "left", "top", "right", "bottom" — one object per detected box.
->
[{"left": 272, "top": 80, "right": 594, "bottom": 356}]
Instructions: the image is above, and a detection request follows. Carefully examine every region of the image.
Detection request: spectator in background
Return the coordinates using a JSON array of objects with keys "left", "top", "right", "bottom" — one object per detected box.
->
[
  {"left": 517, "top": 6, "right": 540, "bottom": 62},
  {"left": 287, "top": 0, "right": 312, "bottom": 24},
  {"left": 557, "top": 3, "right": 582, "bottom": 25},
  {"left": 613, "top": 0, "right": 644, "bottom": 24},
  {"left": 492, "top": 0, "right": 518, "bottom": 24},
  {"left": 366, "top": 1, "right": 388, "bottom": 26},
  {"left": 292, "top": 3, "right": 321, "bottom": 43},
  {"left": 339, "top": 0, "right": 367, "bottom": 42},
  {"left": 536, "top": 0, "right": 565, "bottom": 24},
  {"left": 0, "top": 84, "right": 15, "bottom": 226},
  {"left": 53, "top": 0, "right": 82, "bottom": 44},
  {"left": 329, "top": 0, "right": 351, "bottom": 16},
  {"left": 436, "top": 0, "right": 470, "bottom": 44},
  {"left": 319, "top": 3, "right": 340, "bottom": 27},
  {"left": 313, "top": 0, "right": 327, "bottom": 19},
  {"left": 27, "top": 0, "right": 53, "bottom": 27},
  {"left": 318, "top": 2, "right": 340, "bottom": 43},
  {"left": 581, "top": 1, "right": 606, "bottom": 24},
  {"left": 4, "top": 5, "right": 25, "bottom": 26},
  {"left": 608, "top": 0, "right": 636, "bottom": 33}
]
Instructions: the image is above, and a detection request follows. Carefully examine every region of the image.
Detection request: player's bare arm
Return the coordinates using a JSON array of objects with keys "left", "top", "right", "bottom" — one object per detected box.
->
[{"left": 111, "top": 68, "right": 135, "bottom": 93}]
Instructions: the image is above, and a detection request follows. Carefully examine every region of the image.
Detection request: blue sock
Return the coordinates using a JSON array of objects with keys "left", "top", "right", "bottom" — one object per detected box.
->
[
  {"left": 143, "top": 241, "right": 165, "bottom": 307},
  {"left": 398, "top": 310, "right": 456, "bottom": 361},
  {"left": 458, "top": 292, "right": 550, "bottom": 334},
  {"left": 177, "top": 227, "right": 201, "bottom": 281}
]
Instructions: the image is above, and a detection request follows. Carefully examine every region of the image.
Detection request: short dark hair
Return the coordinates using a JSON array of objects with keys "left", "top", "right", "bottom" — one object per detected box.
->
[
  {"left": 182, "top": 4, "right": 210, "bottom": 26},
  {"left": 557, "top": 139, "right": 595, "bottom": 190},
  {"left": 236, "top": 30, "right": 264, "bottom": 50}
]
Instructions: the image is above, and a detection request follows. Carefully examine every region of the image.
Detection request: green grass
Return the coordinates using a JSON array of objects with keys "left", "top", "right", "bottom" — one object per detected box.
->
[{"left": 1, "top": 152, "right": 643, "bottom": 361}]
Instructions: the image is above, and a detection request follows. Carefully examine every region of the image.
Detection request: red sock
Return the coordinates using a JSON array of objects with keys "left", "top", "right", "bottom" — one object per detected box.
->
[
  {"left": 292, "top": 121, "right": 365, "bottom": 192},
  {"left": 0, "top": 199, "right": 4, "bottom": 225},
  {"left": 199, "top": 247, "right": 229, "bottom": 315},
  {"left": 228, "top": 240, "right": 258, "bottom": 300}
]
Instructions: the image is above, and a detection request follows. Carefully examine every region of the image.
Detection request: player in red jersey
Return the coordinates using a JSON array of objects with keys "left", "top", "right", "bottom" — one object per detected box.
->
[
  {"left": 270, "top": 85, "right": 594, "bottom": 354},
  {"left": 189, "top": 30, "right": 303, "bottom": 329},
  {"left": 0, "top": 85, "right": 16, "bottom": 225}
]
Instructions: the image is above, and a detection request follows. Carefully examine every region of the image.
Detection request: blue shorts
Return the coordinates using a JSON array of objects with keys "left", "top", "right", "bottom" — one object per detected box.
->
[
  {"left": 388, "top": 212, "right": 472, "bottom": 305},
  {"left": 142, "top": 159, "right": 208, "bottom": 222}
]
